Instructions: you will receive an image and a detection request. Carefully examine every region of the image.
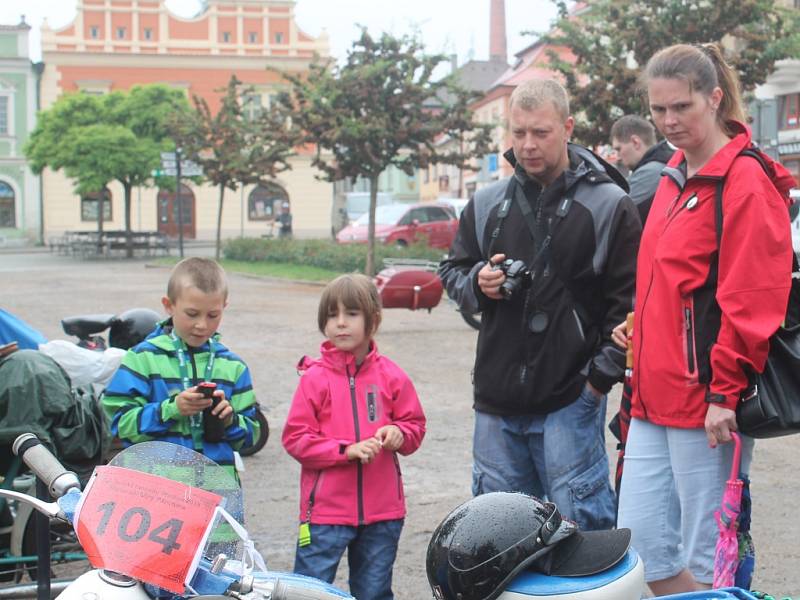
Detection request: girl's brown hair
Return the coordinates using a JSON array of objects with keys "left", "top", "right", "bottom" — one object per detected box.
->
[
  {"left": 317, "top": 274, "right": 382, "bottom": 336},
  {"left": 640, "top": 43, "right": 746, "bottom": 137}
]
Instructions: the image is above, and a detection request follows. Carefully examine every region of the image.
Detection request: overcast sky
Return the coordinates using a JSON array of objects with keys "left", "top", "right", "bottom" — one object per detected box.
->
[{"left": 0, "top": 0, "right": 560, "bottom": 65}]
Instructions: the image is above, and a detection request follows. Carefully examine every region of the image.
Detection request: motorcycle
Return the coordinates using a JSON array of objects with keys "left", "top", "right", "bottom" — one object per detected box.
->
[
  {"left": 54, "top": 311, "right": 269, "bottom": 457},
  {"left": 0, "top": 433, "right": 779, "bottom": 600},
  {"left": 373, "top": 259, "right": 481, "bottom": 330},
  {"left": 1, "top": 433, "right": 351, "bottom": 600}
]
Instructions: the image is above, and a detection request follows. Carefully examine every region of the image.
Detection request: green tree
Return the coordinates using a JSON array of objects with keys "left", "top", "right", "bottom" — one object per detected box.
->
[
  {"left": 278, "top": 29, "right": 494, "bottom": 275},
  {"left": 25, "top": 85, "right": 190, "bottom": 256},
  {"left": 172, "top": 75, "right": 295, "bottom": 259},
  {"left": 544, "top": 0, "right": 800, "bottom": 147}
]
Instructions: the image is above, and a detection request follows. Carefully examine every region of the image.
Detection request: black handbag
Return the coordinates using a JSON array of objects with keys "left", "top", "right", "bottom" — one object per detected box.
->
[
  {"left": 713, "top": 149, "right": 800, "bottom": 438},
  {"left": 737, "top": 321, "right": 800, "bottom": 437}
]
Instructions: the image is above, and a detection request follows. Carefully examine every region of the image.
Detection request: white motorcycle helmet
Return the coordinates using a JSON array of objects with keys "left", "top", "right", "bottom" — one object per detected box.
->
[{"left": 426, "top": 492, "right": 643, "bottom": 600}]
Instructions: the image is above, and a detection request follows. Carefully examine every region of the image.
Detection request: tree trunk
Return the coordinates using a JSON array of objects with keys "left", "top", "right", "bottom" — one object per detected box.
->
[
  {"left": 96, "top": 189, "right": 104, "bottom": 236},
  {"left": 123, "top": 181, "right": 133, "bottom": 258},
  {"left": 216, "top": 184, "right": 225, "bottom": 260},
  {"left": 366, "top": 175, "right": 379, "bottom": 276},
  {"left": 458, "top": 136, "right": 465, "bottom": 198}
]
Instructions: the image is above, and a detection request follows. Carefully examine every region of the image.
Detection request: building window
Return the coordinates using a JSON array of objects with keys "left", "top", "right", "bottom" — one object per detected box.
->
[
  {"left": 90, "top": 25, "right": 99, "bottom": 39},
  {"left": 275, "top": 32, "right": 284, "bottom": 44},
  {"left": 248, "top": 182, "right": 288, "bottom": 221},
  {"left": 222, "top": 31, "right": 231, "bottom": 43},
  {"left": 0, "top": 97, "right": 8, "bottom": 135},
  {"left": 783, "top": 93, "right": 800, "bottom": 129},
  {"left": 0, "top": 181, "right": 15, "bottom": 228},
  {"left": 116, "top": 27, "right": 126, "bottom": 39},
  {"left": 242, "top": 94, "right": 262, "bottom": 121},
  {"left": 248, "top": 31, "right": 258, "bottom": 44},
  {"left": 143, "top": 27, "right": 153, "bottom": 40},
  {"left": 81, "top": 189, "right": 112, "bottom": 222}
]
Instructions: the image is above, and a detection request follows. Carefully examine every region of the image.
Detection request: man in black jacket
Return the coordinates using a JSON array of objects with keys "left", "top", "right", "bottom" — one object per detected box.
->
[
  {"left": 610, "top": 115, "right": 674, "bottom": 225},
  {"left": 439, "top": 79, "right": 641, "bottom": 531}
]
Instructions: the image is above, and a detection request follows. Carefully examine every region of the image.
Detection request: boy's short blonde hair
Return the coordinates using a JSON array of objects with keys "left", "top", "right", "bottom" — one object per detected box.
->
[
  {"left": 167, "top": 257, "right": 228, "bottom": 302},
  {"left": 317, "top": 274, "right": 382, "bottom": 336}
]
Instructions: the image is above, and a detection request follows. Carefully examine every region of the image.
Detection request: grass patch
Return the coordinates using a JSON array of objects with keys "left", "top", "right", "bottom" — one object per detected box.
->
[{"left": 150, "top": 256, "right": 340, "bottom": 282}]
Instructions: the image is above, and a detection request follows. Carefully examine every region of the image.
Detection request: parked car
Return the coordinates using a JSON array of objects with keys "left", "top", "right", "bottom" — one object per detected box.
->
[
  {"left": 336, "top": 203, "right": 458, "bottom": 249},
  {"left": 331, "top": 192, "right": 397, "bottom": 235},
  {"left": 790, "top": 189, "right": 800, "bottom": 253},
  {"left": 437, "top": 197, "right": 470, "bottom": 219}
]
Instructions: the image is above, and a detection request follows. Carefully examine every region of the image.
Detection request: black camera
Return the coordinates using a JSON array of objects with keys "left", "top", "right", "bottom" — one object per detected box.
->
[{"left": 496, "top": 258, "right": 532, "bottom": 300}]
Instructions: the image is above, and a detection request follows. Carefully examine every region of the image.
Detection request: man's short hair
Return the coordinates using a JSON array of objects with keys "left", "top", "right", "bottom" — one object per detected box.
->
[
  {"left": 509, "top": 79, "right": 570, "bottom": 121},
  {"left": 167, "top": 257, "right": 228, "bottom": 302},
  {"left": 610, "top": 115, "right": 656, "bottom": 147}
]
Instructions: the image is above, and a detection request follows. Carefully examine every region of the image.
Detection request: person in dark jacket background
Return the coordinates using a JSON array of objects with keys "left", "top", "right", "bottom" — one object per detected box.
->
[
  {"left": 438, "top": 78, "right": 641, "bottom": 532},
  {"left": 611, "top": 114, "right": 675, "bottom": 224}
]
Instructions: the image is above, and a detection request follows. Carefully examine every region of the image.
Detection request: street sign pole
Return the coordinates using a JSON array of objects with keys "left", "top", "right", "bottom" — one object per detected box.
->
[{"left": 176, "top": 147, "right": 184, "bottom": 258}]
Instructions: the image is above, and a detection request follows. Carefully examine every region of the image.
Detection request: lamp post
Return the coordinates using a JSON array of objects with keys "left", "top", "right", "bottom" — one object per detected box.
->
[{"left": 175, "top": 147, "right": 184, "bottom": 258}]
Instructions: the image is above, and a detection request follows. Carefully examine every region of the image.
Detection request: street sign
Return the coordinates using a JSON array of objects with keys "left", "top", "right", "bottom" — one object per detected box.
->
[
  {"left": 160, "top": 152, "right": 176, "bottom": 161},
  {"left": 151, "top": 169, "right": 163, "bottom": 178},
  {"left": 160, "top": 159, "right": 177, "bottom": 169},
  {"left": 180, "top": 160, "right": 203, "bottom": 177},
  {"left": 160, "top": 162, "right": 203, "bottom": 177}
]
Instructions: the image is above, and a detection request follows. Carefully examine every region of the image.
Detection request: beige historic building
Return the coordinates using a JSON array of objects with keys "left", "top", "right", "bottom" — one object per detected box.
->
[{"left": 39, "top": 0, "right": 333, "bottom": 241}]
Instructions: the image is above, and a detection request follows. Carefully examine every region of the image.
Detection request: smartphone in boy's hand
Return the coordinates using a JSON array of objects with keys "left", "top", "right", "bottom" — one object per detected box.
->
[{"left": 200, "top": 382, "right": 225, "bottom": 442}]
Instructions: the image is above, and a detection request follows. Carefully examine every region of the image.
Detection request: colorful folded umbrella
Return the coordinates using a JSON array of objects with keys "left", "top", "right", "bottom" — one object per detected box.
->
[{"left": 713, "top": 431, "right": 754, "bottom": 589}]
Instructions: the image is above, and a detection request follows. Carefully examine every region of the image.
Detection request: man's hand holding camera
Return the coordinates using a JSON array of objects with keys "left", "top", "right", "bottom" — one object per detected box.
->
[{"left": 479, "top": 253, "right": 508, "bottom": 300}]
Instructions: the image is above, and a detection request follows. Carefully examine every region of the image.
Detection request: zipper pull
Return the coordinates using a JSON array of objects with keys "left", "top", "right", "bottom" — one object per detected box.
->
[
  {"left": 667, "top": 193, "right": 682, "bottom": 216},
  {"left": 349, "top": 376, "right": 355, "bottom": 389},
  {"left": 684, "top": 307, "right": 691, "bottom": 329}
]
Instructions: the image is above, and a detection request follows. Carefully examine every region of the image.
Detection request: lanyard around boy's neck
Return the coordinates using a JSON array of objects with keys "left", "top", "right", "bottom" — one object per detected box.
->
[{"left": 170, "top": 329, "right": 216, "bottom": 450}]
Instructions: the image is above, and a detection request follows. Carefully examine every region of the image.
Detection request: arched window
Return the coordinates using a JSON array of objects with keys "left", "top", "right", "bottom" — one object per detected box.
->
[
  {"left": 81, "top": 188, "right": 112, "bottom": 222},
  {"left": 248, "top": 183, "right": 289, "bottom": 221},
  {"left": 0, "top": 180, "right": 14, "bottom": 228}
]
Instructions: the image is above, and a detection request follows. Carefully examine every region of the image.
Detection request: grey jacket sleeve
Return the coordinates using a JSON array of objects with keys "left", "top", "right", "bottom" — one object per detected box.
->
[
  {"left": 586, "top": 195, "right": 641, "bottom": 393},
  {"left": 438, "top": 199, "right": 489, "bottom": 315},
  {"left": 628, "top": 161, "right": 664, "bottom": 208}
]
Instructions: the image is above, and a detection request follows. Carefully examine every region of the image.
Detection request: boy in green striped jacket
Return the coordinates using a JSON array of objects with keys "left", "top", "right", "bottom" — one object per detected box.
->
[{"left": 103, "top": 257, "right": 260, "bottom": 478}]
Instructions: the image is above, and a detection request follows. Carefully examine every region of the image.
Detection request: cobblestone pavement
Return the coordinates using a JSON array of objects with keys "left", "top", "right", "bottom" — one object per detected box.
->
[{"left": 2, "top": 252, "right": 798, "bottom": 598}]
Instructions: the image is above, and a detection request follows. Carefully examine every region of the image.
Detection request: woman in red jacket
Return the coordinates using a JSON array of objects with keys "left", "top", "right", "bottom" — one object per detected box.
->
[{"left": 613, "top": 44, "right": 795, "bottom": 596}]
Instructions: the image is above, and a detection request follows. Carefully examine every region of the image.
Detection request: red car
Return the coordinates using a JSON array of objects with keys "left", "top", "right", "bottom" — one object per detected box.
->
[{"left": 335, "top": 203, "right": 458, "bottom": 249}]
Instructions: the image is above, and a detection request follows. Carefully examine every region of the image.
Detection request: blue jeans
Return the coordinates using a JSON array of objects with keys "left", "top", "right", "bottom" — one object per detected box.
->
[
  {"left": 293, "top": 519, "right": 403, "bottom": 600},
  {"left": 472, "top": 385, "right": 616, "bottom": 531}
]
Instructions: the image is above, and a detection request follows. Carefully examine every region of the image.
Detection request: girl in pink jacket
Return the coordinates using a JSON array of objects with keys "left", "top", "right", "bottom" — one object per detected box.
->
[{"left": 282, "top": 274, "right": 426, "bottom": 600}]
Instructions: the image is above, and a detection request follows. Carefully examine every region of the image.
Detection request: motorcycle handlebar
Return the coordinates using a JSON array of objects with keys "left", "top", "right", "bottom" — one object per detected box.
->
[
  {"left": 272, "top": 580, "right": 352, "bottom": 600},
  {"left": 12, "top": 433, "right": 81, "bottom": 498}
]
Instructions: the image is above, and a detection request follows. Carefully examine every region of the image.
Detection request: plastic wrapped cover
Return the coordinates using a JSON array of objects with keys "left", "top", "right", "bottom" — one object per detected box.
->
[
  {"left": 39, "top": 340, "right": 125, "bottom": 392},
  {"left": 0, "top": 350, "right": 109, "bottom": 481}
]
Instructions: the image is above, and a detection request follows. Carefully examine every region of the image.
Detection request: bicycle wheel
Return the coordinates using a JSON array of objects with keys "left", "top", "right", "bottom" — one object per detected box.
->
[
  {"left": 239, "top": 407, "right": 269, "bottom": 457},
  {"left": 21, "top": 513, "right": 89, "bottom": 581},
  {"left": 460, "top": 311, "right": 481, "bottom": 330}
]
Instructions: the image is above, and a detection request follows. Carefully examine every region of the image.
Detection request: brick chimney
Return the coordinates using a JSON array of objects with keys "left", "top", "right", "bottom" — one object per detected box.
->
[{"left": 489, "top": 0, "right": 507, "bottom": 63}]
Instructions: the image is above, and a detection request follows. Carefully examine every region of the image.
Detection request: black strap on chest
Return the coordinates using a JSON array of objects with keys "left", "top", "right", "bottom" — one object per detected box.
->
[{"left": 488, "top": 177, "right": 575, "bottom": 277}]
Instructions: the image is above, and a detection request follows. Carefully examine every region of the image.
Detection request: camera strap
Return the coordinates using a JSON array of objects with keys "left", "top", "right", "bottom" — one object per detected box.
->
[{"left": 489, "top": 177, "right": 575, "bottom": 279}]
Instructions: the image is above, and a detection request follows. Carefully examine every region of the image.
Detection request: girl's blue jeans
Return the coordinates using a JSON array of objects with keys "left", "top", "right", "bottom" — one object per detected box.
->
[{"left": 293, "top": 519, "right": 404, "bottom": 600}]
